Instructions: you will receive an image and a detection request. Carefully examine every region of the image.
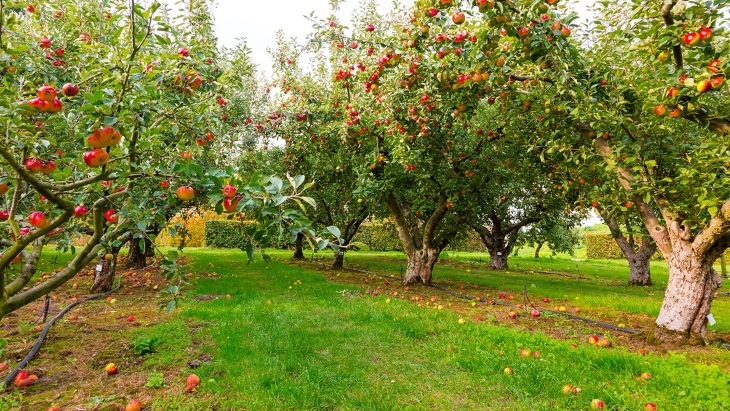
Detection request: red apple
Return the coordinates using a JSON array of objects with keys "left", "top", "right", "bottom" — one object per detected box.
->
[
  {"left": 517, "top": 27, "right": 530, "bottom": 38},
  {"left": 543, "top": 297, "right": 550, "bottom": 303},
  {"left": 699, "top": 27, "right": 713, "bottom": 42},
  {"left": 708, "top": 59, "right": 721, "bottom": 74},
  {"left": 588, "top": 335, "right": 600, "bottom": 344},
  {"left": 223, "top": 196, "right": 240, "bottom": 213},
  {"left": 47, "top": 407, "right": 60, "bottom": 411},
  {"left": 508, "top": 311, "right": 518, "bottom": 319},
  {"left": 696, "top": 79, "right": 712, "bottom": 93},
  {"left": 25, "top": 157, "right": 44, "bottom": 173},
  {"left": 0, "top": 210, "right": 10, "bottom": 221},
  {"left": 26, "top": 4, "right": 35, "bottom": 13},
  {"left": 160, "top": 180, "right": 171, "bottom": 189},
  {"left": 37, "top": 85, "right": 57, "bottom": 102},
  {"left": 186, "top": 373, "right": 200, "bottom": 392},
  {"left": 0, "top": 182, "right": 8, "bottom": 195},
  {"left": 176, "top": 186, "right": 195, "bottom": 201},
  {"left": 590, "top": 399, "right": 606, "bottom": 409},
  {"left": 104, "top": 362, "right": 118, "bottom": 375},
  {"left": 73, "top": 205, "right": 88, "bottom": 218},
  {"left": 125, "top": 399, "right": 142, "bottom": 411},
  {"left": 222, "top": 185, "right": 237, "bottom": 198},
  {"left": 45, "top": 99, "right": 63, "bottom": 113},
  {"left": 669, "top": 107, "right": 682, "bottom": 118},
  {"left": 653, "top": 105, "right": 666, "bottom": 116},
  {"left": 644, "top": 403, "right": 657, "bottom": 411},
  {"left": 531, "top": 309, "right": 541, "bottom": 318},
  {"left": 711, "top": 76, "right": 724, "bottom": 89},
  {"left": 178, "top": 47, "right": 189, "bottom": 57},
  {"left": 562, "top": 384, "right": 578, "bottom": 395},
  {"left": 682, "top": 31, "right": 700, "bottom": 46},
  {"left": 39, "top": 36, "right": 52, "bottom": 48},
  {"left": 62, "top": 83, "right": 79, "bottom": 96},
  {"left": 452, "top": 12, "right": 465, "bottom": 25},
  {"left": 41, "top": 160, "right": 56, "bottom": 175},
  {"left": 126, "top": 315, "right": 135, "bottom": 322},
  {"left": 104, "top": 209, "right": 118, "bottom": 224},
  {"left": 28, "top": 98, "right": 48, "bottom": 111},
  {"left": 366, "top": 24, "right": 375, "bottom": 32},
  {"left": 519, "top": 349, "right": 531, "bottom": 357},
  {"left": 83, "top": 149, "right": 110, "bottom": 168}
]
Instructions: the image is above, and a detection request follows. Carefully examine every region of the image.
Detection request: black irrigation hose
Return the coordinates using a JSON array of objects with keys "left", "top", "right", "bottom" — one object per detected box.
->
[
  {"left": 307, "top": 257, "right": 642, "bottom": 336},
  {"left": 2, "top": 283, "right": 122, "bottom": 389}
]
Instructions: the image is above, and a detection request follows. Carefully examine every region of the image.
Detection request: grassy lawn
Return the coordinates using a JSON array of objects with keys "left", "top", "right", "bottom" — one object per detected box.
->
[
  {"left": 315, "top": 247, "right": 730, "bottom": 335},
  {"left": 2, "top": 247, "right": 730, "bottom": 410},
  {"left": 142, "top": 249, "right": 728, "bottom": 410}
]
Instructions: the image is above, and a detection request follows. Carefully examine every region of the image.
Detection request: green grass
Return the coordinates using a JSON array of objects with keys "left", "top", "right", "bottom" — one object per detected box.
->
[
  {"left": 136, "top": 248, "right": 730, "bottom": 411},
  {"left": 310, "top": 247, "right": 730, "bottom": 334}
]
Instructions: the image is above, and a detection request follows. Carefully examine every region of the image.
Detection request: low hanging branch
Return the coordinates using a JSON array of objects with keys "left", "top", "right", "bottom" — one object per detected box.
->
[{"left": 2, "top": 283, "right": 122, "bottom": 389}]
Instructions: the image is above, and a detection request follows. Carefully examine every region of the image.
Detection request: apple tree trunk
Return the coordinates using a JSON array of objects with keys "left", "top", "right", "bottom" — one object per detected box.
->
[
  {"left": 332, "top": 251, "right": 345, "bottom": 269},
  {"left": 655, "top": 248, "right": 722, "bottom": 340},
  {"left": 91, "top": 252, "right": 118, "bottom": 293},
  {"left": 628, "top": 254, "right": 652, "bottom": 286},
  {"left": 404, "top": 248, "right": 440, "bottom": 285},
  {"left": 127, "top": 237, "right": 154, "bottom": 270},
  {"left": 293, "top": 233, "right": 304, "bottom": 260},
  {"left": 534, "top": 242, "right": 544, "bottom": 259}
]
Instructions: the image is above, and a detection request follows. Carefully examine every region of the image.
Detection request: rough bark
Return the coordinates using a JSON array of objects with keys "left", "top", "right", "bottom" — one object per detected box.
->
[
  {"left": 127, "top": 236, "right": 154, "bottom": 269},
  {"left": 332, "top": 251, "right": 344, "bottom": 269},
  {"left": 385, "top": 192, "right": 450, "bottom": 285},
  {"left": 534, "top": 242, "right": 544, "bottom": 259},
  {"left": 603, "top": 215, "right": 656, "bottom": 286},
  {"left": 404, "top": 248, "right": 440, "bottom": 285},
  {"left": 488, "top": 249, "right": 508, "bottom": 270},
  {"left": 293, "top": 233, "right": 304, "bottom": 260},
  {"left": 628, "top": 256, "right": 652, "bottom": 286},
  {"left": 91, "top": 252, "right": 118, "bottom": 293},
  {"left": 656, "top": 247, "right": 722, "bottom": 339}
]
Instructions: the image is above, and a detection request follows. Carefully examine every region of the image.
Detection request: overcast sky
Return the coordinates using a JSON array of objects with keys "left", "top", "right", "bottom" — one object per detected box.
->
[{"left": 160, "top": 0, "right": 590, "bottom": 75}]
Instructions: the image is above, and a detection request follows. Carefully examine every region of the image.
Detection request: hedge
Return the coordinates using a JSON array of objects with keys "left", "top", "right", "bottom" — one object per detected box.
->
[
  {"left": 585, "top": 232, "right": 730, "bottom": 262},
  {"left": 352, "top": 218, "right": 487, "bottom": 253},
  {"left": 204, "top": 220, "right": 260, "bottom": 248}
]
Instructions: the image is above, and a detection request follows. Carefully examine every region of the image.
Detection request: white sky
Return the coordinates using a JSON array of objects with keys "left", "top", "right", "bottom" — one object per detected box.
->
[
  {"left": 169, "top": 0, "right": 590, "bottom": 75},
  {"left": 211, "top": 0, "right": 394, "bottom": 74}
]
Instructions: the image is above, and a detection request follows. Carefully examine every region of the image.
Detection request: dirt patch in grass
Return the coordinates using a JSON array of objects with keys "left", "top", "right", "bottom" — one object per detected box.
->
[
  {"left": 293, "top": 258, "right": 730, "bottom": 371},
  {"left": 0, "top": 262, "right": 207, "bottom": 410}
]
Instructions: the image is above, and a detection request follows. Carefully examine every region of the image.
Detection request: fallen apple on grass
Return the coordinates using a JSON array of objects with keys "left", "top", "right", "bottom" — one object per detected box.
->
[
  {"left": 186, "top": 373, "right": 201, "bottom": 392},
  {"left": 125, "top": 399, "right": 142, "bottom": 411},
  {"left": 104, "top": 362, "right": 118, "bottom": 375},
  {"left": 590, "top": 399, "right": 606, "bottom": 409}
]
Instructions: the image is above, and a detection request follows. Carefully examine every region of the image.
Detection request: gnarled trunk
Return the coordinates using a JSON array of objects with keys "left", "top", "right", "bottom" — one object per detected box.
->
[
  {"left": 91, "top": 252, "right": 118, "bottom": 293},
  {"left": 488, "top": 248, "right": 509, "bottom": 270},
  {"left": 656, "top": 249, "right": 722, "bottom": 339},
  {"left": 293, "top": 233, "right": 304, "bottom": 259},
  {"left": 628, "top": 255, "right": 652, "bottom": 286},
  {"left": 404, "top": 248, "right": 440, "bottom": 285},
  {"left": 127, "top": 237, "right": 154, "bottom": 269},
  {"left": 332, "top": 251, "right": 344, "bottom": 269}
]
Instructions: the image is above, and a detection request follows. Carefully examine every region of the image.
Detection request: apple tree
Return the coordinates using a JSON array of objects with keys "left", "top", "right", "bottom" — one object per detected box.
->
[
  {"left": 418, "top": 0, "right": 728, "bottom": 338},
  {"left": 0, "top": 0, "right": 318, "bottom": 319}
]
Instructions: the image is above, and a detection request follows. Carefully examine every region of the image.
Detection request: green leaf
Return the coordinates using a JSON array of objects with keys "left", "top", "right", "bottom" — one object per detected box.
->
[{"left": 326, "top": 226, "right": 341, "bottom": 239}]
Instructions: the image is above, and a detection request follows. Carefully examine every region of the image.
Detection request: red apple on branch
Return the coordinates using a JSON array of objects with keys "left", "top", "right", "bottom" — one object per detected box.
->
[
  {"left": 104, "top": 209, "right": 118, "bottom": 224},
  {"left": 73, "top": 205, "right": 88, "bottom": 218},
  {"left": 83, "top": 149, "right": 110, "bottom": 168},
  {"left": 176, "top": 186, "right": 195, "bottom": 201}
]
